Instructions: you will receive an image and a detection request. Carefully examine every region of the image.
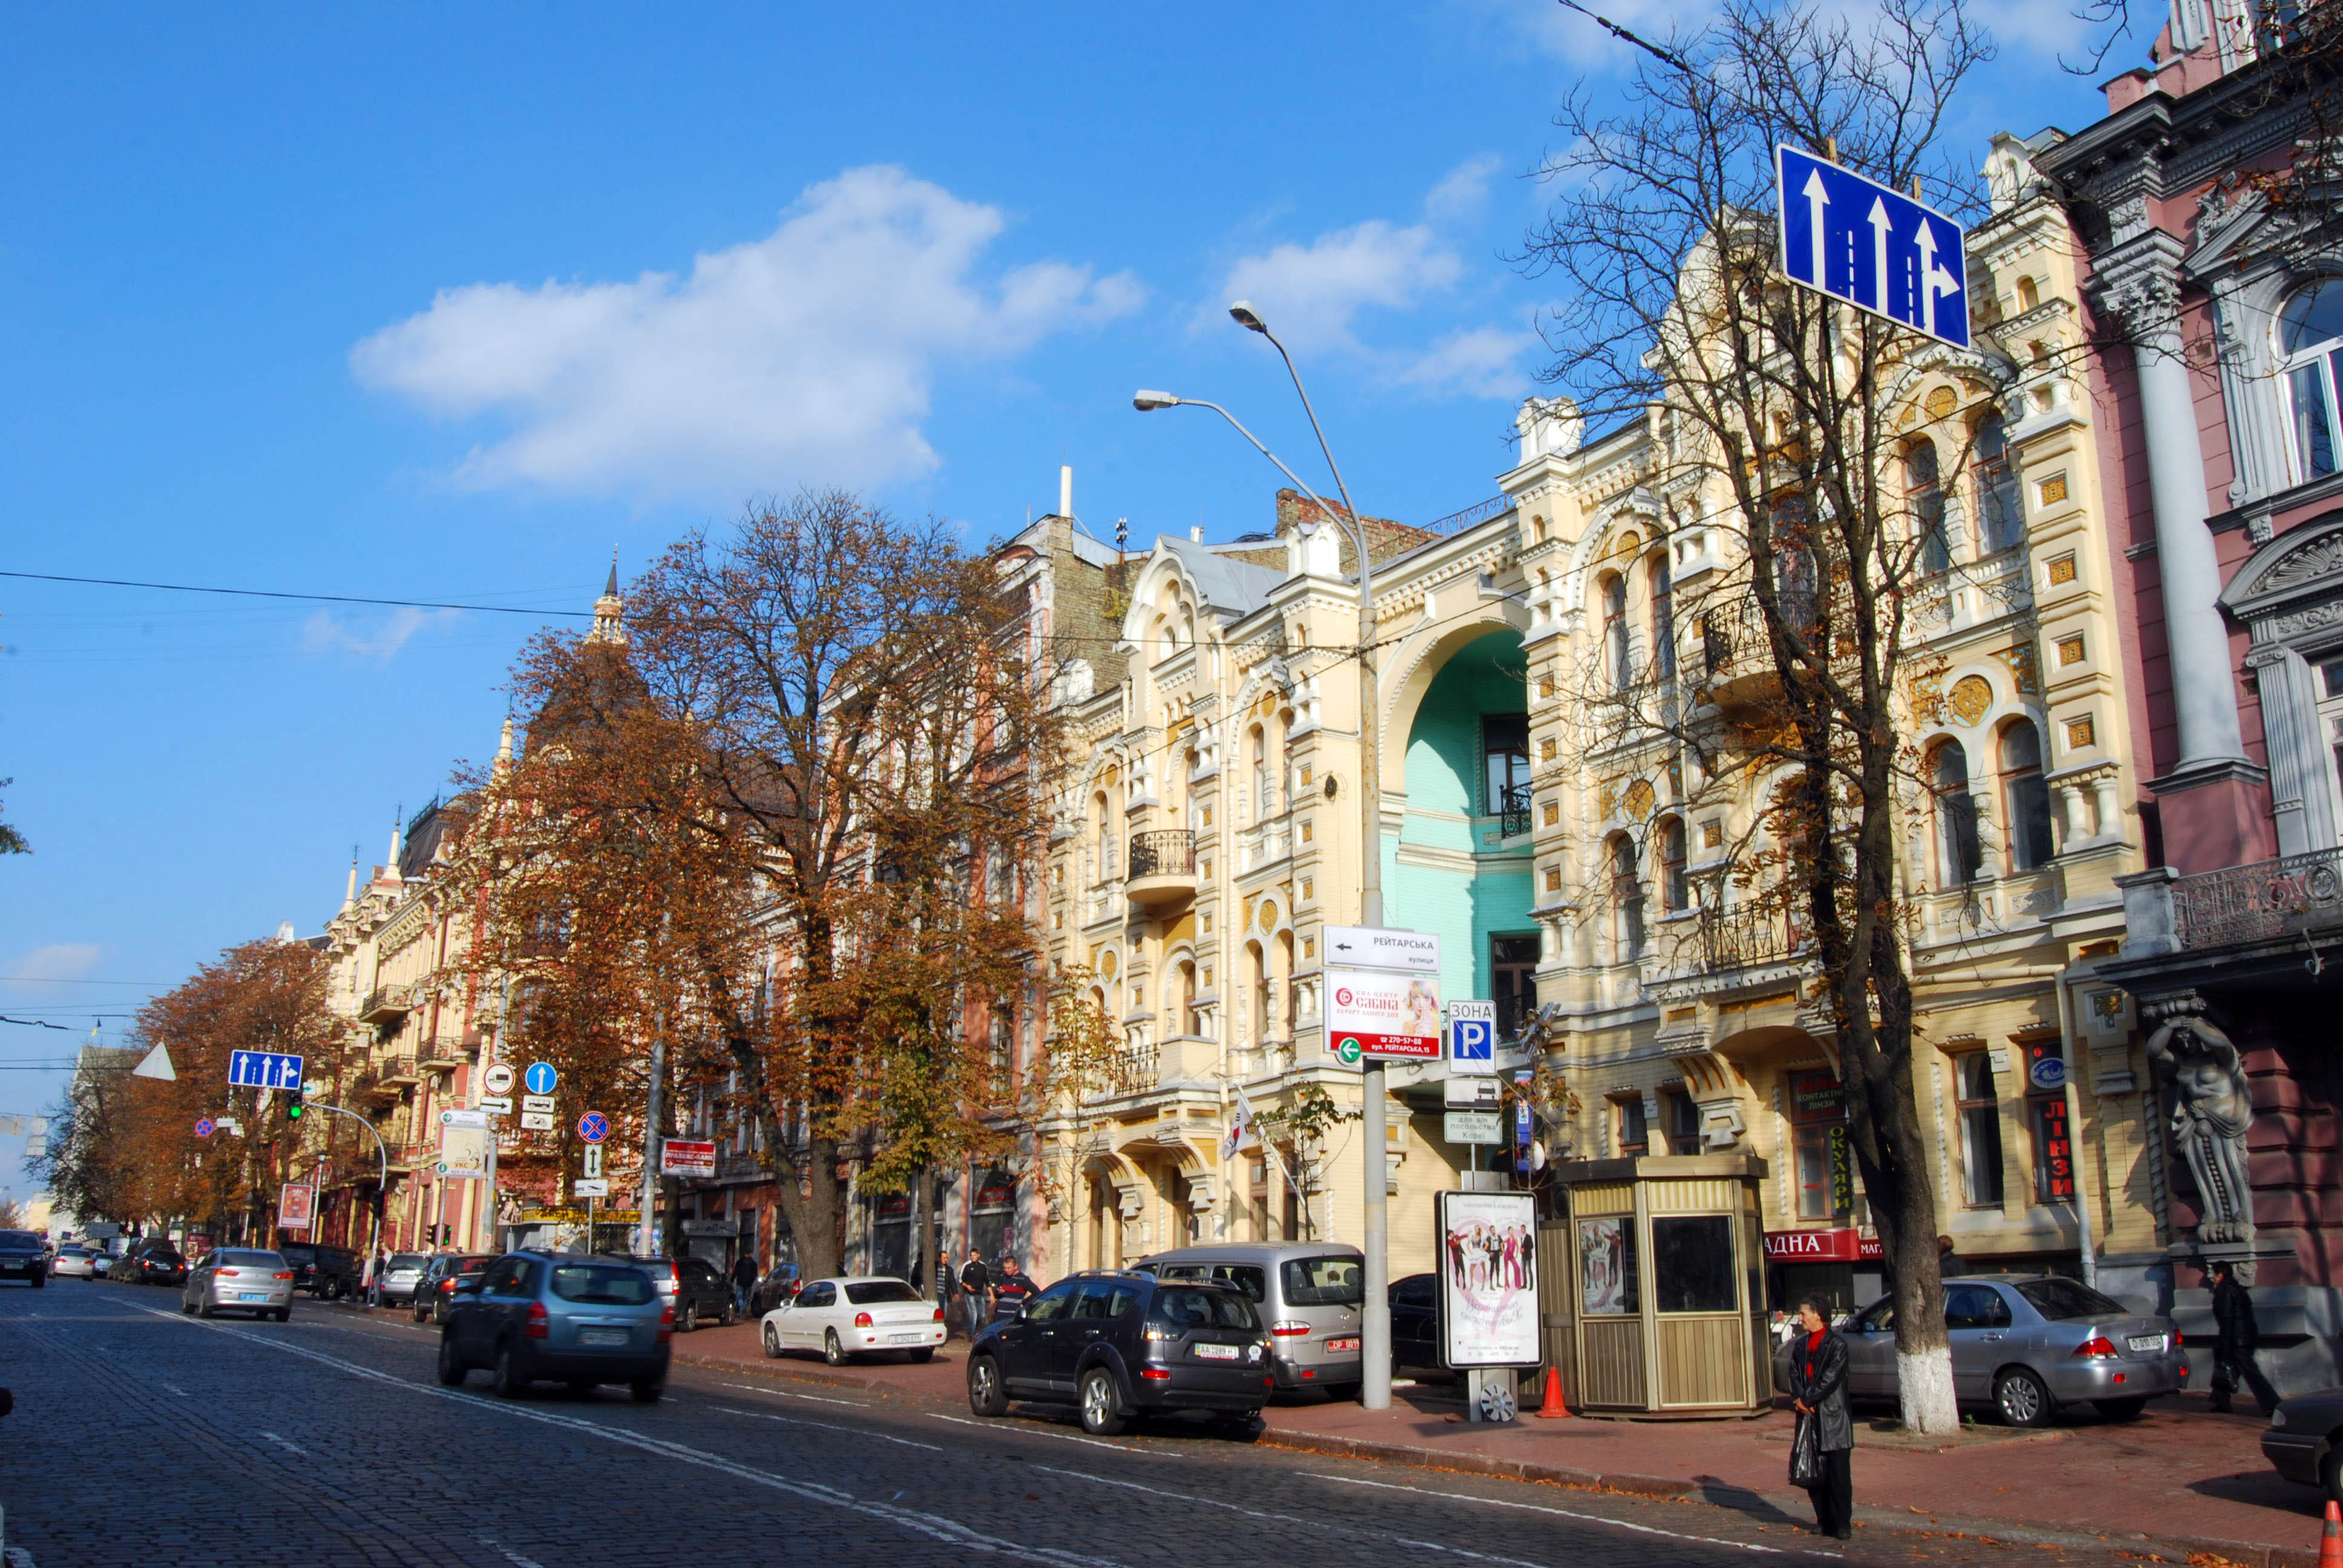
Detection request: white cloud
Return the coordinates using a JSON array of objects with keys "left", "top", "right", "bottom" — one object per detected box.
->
[
  {"left": 1216, "top": 220, "right": 1464, "bottom": 354},
  {"left": 0, "top": 944, "right": 101, "bottom": 985},
  {"left": 1425, "top": 153, "right": 1506, "bottom": 221},
  {"left": 1397, "top": 324, "right": 1542, "bottom": 399},
  {"left": 353, "top": 165, "right": 1144, "bottom": 503},
  {"left": 301, "top": 607, "right": 457, "bottom": 662}
]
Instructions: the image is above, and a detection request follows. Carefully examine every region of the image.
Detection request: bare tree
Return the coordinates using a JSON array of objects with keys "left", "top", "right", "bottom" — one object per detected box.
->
[{"left": 1524, "top": 0, "right": 2000, "bottom": 1432}]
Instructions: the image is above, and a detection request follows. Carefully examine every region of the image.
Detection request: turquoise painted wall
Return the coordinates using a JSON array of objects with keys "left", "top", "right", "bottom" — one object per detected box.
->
[{"left": 1382, "top": 630, "right": 1535, "bottom": 1007}]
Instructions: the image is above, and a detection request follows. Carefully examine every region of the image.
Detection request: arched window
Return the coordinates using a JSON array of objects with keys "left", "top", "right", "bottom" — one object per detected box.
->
[
  {"left": 2015, "top": 275, "right": 2039, "bottom": 312},
  {"left": 1999, "top": 720, "right": 2054, "bottom": 871},
  {"left": 1251, "top": 726, "right": 1271, "bottom": 819},
  {"left": 1907, "top": 439, "right": 1950, "bottom": 575},
  {"left": 1176, "top": 959, "right": 1199, "bottom": 1036},
  {"left": 1608, "top": 834, "right": 1647, "bottom": 959},
  {"left": 1973, "top": 416, "right": 2024, "bottom": 556},
  {"left": 1647, "top": 552, "right": 1676, "bottom": 680},
  {"left": 2280, "top": 278, "right": 2343, "bottom": 482},
  {"left": 1601, "top": 572, "right": 1630, "bottom": 689},
  {"left": 1930, "top": 741, "right": 1981, "bottom": 887},
  {"left": 1657, "top": 817, "right": 1689, "bottom": 912}
]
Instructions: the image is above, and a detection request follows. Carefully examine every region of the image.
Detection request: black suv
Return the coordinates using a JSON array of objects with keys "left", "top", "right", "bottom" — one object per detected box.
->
[
  {"left": 117, "top": 1239, "right": 187, "bottom": 1287},
  {"left": 0, "top": 1230, "right": 45, "bottom": 1288},
  {"left": 414, "top": 1254, "right": 496, "bottom": 1322},
  {"left": 278, "top": 1243, "right": 362, "bottom": 1300},
  {"left": 966, "top": 1270, "right": 1270, "bottom": 1437}
]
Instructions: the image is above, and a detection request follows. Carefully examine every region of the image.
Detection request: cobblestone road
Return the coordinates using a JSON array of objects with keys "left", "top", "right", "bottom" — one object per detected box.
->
[{"left": 0, "top": 1280, "right": 2153, "bottom": 1568}]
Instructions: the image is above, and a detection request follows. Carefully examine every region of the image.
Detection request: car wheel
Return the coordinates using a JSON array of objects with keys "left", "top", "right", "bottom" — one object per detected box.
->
[
  {"left": 198, "top": 1301, "right": 216, "bottom": 1319},
  {"left": 274, "top": 1307, "right": 290, "bottom": 1324},
  {"left": 909, "top": 1347, "right": 936, "bottom": 1364},
  {"left": 721, "top": 1299, "right": 737, "bottom": 1327},
  {"left": 1079, "top": 1368, "right": 1126, "bottom": 1437},
  {"left": 2320, "top": 1443, "right": 2343, "bottom": 1508},
  {"left": 491, "top": 1342, "right": 529, "bottom": 1399},
  {"left": 2092, "top": 1397, "right": 2146, "bottom": 1422},
  {"left": 762, "top": 1321, "right": 782, "bottom": 1359},
  {"left": 968, "top": 1354, "right": 1008, "bottom": 1417},
  {"left": 631, "top": 1379, "right": 664, "bottom": 1405},
  {"left": 437, "top": 1334, "right": 468, "bottom": 1387},
  {"left": 180, "top": 1299, "right": 196, "bottom": 1316},
  {"left": 28, "top": 1273, "right": 42, "bottom": 1290},
  {"left": 680, "top": 1300, "right": 696, "bottom": 1334},
  {"left": 823, "top": 1328, "right": 848, "bottom": 1367},
  {"left": 1994, "top": 1367, "right": 2055, "bottom": 1428}
]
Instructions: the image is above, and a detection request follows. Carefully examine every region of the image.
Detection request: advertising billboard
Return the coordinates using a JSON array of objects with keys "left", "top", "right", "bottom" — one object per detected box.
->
[
  {"left": 661, "top": 1138, "right": 718, "bottom": 1178},
  {"left": 436, "top": 1108, "right": 490, "bottom": 1180},
  {"left": 278, "top": 1182, "right": 315, "bottom": 1232},
  {"left": 1436, "top": 1189, "right": 1541, "bottom": 1368},
  {"left": 1326, "top": 967, "right": 1443, "bottom": 1062}
]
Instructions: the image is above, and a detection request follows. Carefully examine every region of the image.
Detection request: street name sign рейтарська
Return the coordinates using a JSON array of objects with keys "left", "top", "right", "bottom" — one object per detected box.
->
[{"left": 1775, "top": 144, "right": 1970, "bottom": 350}]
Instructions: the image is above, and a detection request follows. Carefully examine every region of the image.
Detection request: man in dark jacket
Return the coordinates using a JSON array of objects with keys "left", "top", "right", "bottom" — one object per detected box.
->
[
  {"left": 957, "top": 1251, "right": 991, "bottom": 1340},
  {"left": 2209, "top": 1260, "right": 2280, "bottom": 1414},
  {"left": 1789, "top": 1296, "right": 1855, "bottom": 1539}
]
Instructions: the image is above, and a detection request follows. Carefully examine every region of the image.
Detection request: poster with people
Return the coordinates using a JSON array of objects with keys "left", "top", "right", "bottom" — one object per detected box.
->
[
  {"left": 1435, "top": 1190, "right": 1540, "bottom": 1368},
  {"left": 1578, "top": 1215, "right": 1636, "bottom": 1316}
]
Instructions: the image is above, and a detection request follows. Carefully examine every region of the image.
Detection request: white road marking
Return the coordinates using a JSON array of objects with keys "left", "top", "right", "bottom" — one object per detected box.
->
[
  {"left": 718, "top": 1380, "right": 865, "bottom": 1407},
  {"left": 710, "top": 1404, "right": 943, "bottom": 1451},
  {"left": 5, "top": 1544, "right": 37, "bottom": 1567},
  {"left": 259, "top": 1431, "right": 309, "bottom": 1457},
  {"left": 477, "top": 1537, "right": 545, "bottom": 1568},
  {"left": 161, "top": 1385, "right": 188, "bottom": 1397},
  {"left": 125, "top": 1305, "right": 1121, "bottom": 1568},
  {"left": 923, "top": 1411, "right": 1176, "bottom": 1456},
  {"left": 1304, "top": 1472, "right": 1826, "bottom": 1558}
]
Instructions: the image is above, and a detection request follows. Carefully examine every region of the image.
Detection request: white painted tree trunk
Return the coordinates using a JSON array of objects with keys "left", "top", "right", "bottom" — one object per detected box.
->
[{"left": 1898, "top": 1345, "right": 1959, "bottom": 1435}]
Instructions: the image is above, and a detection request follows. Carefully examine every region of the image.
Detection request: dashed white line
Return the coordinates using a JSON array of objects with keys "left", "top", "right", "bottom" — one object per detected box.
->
[
  {"left": 477, "top": 1537, "right": 545, "bottom": 1568},
  {"left": 161, "top": 1385, "right": 188, "bottom": 1397},
  {"left": 717, "top": 1380, "right": 867, "bottom": 1407},
  {"left": 259, "top": 1431, "right": 309, "bottom": 1457},
  {"left": 923, "top": 1411, "right": 1176, "bottom": 1456},
  {"left": 710, "top": 1404, "right": 943, "bottom": 1451}
]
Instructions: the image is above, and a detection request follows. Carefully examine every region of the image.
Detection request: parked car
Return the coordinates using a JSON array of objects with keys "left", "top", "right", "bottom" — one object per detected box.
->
[
  {"left": 0, "top": 1230, "right": 48, "bottom": 1289},
  {"left": 1835, "top": 1276, "right": 2187, "bottom": 1426},
  {"left": 1142, "top": 1243, "right": 1365, "bottom": 1395},
  {"left": 1390, "top": 1272, "right": 1443, "bottom": 1372},
  {"left": 620, "top": 1255, "right": 735, "bottom": 1331},
  {"left": 747, "top": 1266, "right": 801, "bottom": 1318},
  {"left": 2261, "top": 1387, "right": 2343, "bottom": 1504},
  {"left": 50, "top": 1244, "right": 99, "bottom": 1280},
  {"left": 966, "top": 1269, "right": 1271, "bottom": 1437},
  {"left": 760, "top": 1276, "right": 943, "bottom": 1365},
  {"left": 117, "top": 1239, "right": 187, "bottom": 1287},
  {"left": 277, "top": 1243, "right": 362, "bottom": 1300},
  {"left": 414, "top": 1253, "right": 497, "bottom": 1322},
  {"left": 370, "top": 1252, "right": 431, "bottom": 1308},
  {"left": 437, "top": 1252, "right": 670, "bottom": 1402},
  {"left": 180, "top": 1248, "right": 294, "bottom": 1321},
  {"left": 89, "top": 1249, "right": 113, "bottom": 1278}
]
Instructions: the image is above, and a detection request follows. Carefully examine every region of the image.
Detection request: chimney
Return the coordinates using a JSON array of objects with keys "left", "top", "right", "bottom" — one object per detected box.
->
[
  {"left": 1190, "top": 526, "right": 1204, "bottom": 542},
  {"left": 1059, "top": 465, "right": 1073, "bottom": 520}
]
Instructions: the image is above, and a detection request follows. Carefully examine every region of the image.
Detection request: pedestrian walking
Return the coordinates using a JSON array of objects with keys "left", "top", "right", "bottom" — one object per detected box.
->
[
  {"left": 730, "top": 1250, "right": 758, "bottom": 1320},
  {"left": 1936, "top": 1235, "right": 1971, "bottom": 1278},
  {"left": 1787, "top": 1295, "right": 1854, "bottom": 1540},
  {"left": 2208, "top": 1259, "right": 2281, "bottom": 1414},
  {"left": 957, "top": 1250, "right": 991, "bottom": 1340},
  {"left": 992, "top": 1255, "right": 1038, "bottom": 1322}
]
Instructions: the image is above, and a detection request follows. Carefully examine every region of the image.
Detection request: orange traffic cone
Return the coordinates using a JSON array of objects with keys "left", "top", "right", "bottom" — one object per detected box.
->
[
  {"left": 1535, "top": 1364, "right": 1571, "bottom": 1419},
  {"left": 2319, "top": 1499, "right": 2342, "bottom": 1568}
]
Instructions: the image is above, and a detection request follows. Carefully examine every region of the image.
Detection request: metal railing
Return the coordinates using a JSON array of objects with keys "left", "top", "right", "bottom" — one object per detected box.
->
[
  {"left": 376, "top": 1056, "right": 419, "bottom": 1085},
  {"left": 358, "top": 984, "right": 413, "bottom": 1022},
  {"left": 1497, "top": 785, "right": 1532, "bottom": 839},
  {"left": 1696, "top": 595, "right": 1822, "bottom": 683},
  {"left": 1113, "top": 1043, "right": 1160, "bottom": 1093},
  {"left": 1128, "top": 829, "right": 1197, "bottom": 880},
  {"left": 1423, "top": 495, "right": 1515, "bottom": 535},
  {"left": 1698, "top": 901, "right": 1809, "bottom": 969},
  {"left": 2174, "top": 846, "right": 2343, "bottom": 948}
]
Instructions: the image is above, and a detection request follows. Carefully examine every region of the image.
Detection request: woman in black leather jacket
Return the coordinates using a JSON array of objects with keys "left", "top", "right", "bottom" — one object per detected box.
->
[{"left": 1788, "top": 1296, "right": 1855, "bottom": 1538}]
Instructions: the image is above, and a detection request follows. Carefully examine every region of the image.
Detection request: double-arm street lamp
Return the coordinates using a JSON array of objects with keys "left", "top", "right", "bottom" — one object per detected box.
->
[{"left": 1135, "top": 303, "right": 1395, "bottom": 1410}]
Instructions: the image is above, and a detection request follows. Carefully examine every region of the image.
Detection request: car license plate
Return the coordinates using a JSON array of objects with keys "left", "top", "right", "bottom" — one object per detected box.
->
[
  {"left": 1324, "top": 1336, "right": 1361, "bottom": 1353},
  {"left": 579, "top": 1328, "right": 629, "bottom": 1347},
  {"left": 889, "top": 1332, "right": 926, "bottom": 1344},
  {"left": 1194, "top": 1342, "right": 1240, "bottom": 1360},
  {"left": 2126, "top": 1333, "right": 2164, "bottom": 1353},
  {"left": 240, "top": 1292, "right": 269, "bottom": 1301}
]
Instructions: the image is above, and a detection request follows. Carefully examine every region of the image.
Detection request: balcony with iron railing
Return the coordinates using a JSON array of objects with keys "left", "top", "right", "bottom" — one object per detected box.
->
[
  {"left": 358, "top": 982, "right": 415, "bottom": 1024},
  {"left": 1496, "top": 784, "right": 1532, "bottom": 840},
  {"left": 1127, "top": 829, "right": 1198, "bottom": 910},
  {"left": 376, "top": 1056, "right": 419, "bottom": 1087},
  {"left": 2171, "top": 846, "right": 2343, "bottom": 949}
]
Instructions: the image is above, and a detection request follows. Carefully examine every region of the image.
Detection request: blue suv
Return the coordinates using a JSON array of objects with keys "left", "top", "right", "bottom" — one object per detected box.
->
[
  {"left": 966, "top": 1269, "right": 1270, "bottom": 1437},
  {"left": 437, "top": 1252, "right": 671, "bottom": 1402}
]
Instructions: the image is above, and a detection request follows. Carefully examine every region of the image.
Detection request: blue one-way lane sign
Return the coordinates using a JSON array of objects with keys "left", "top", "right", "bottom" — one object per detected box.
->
[
  {"left": 1777, "top": 145, "right": 1970, "bottom": 350},
  {"left": 228, "top": 1050, "right": 305, "bottom": 1089}
]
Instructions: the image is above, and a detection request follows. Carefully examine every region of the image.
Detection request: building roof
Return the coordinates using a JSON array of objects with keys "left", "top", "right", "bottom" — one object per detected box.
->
[{"left": 1160, "top": 535, "right": 1286, "bottom": 618}]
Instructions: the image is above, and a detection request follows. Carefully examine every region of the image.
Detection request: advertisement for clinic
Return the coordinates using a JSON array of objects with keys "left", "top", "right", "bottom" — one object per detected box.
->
[
  {"left": 1437, "top": 1190, "right": 1541, "bottom": 1368},
  {"left": 1325, "top": 968, "right": 1443, "bottom": 1060}
]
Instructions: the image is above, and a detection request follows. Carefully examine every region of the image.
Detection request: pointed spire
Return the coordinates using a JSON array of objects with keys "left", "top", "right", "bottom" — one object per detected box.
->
[
  {"left": 494, "top": 714, "right": 516, "bottom": 776},
  {"left": 343, "top": 852, "right": 359, "bottom": 909},
  {"left": 605, "top": 549, "right": 620, "bottom": 598},
  {"left": 588, "top": 553, "right": 628, "bottom": 646},
  {"left": 385, "top": 808, "right": 404, "bottom": 884}
]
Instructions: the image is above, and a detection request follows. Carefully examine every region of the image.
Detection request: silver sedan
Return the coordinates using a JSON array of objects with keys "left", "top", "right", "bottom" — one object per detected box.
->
[
  {"left": 181, "top": 1249, "right": 295, "bottom": 1321},
  {"left": 50, "top": 1246, "right": 98, "bottom": 1279}
]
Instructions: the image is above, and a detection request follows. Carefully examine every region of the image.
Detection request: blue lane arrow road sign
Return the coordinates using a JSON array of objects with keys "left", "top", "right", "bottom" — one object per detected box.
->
[
  {"left": 1777, "top": 145, "right": 1970, "bottom": 350},
  {"left": 524, "top": 1062, "right": 559, "bottom": 1096},
  {"left": 577, "top": 1111, "right": 608, "bottom": 1144},
  {"left": 228, "top": 1050, "right": 305, "bottom": 1091}
]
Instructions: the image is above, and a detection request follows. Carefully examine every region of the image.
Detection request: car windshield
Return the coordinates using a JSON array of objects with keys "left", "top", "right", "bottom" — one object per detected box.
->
[
  {"left": 845, "top": 1280, "right": 925, "bottom": 1305},
  {"left": 1280, "top": 1256, "right": 1363, "bottom": 1307},
  {"left": 388, "top": 1254, "right": 427, "bottom": 1271},
  {"left": 1149, "top": 1287, "right": 1260, "bottom": 1330},
  {"left": 2017, "top": 1279, "right": 2131, "bottom": 1321},
  {"left": 454, "top": 1256, "right": 494, "bottom": 1274},
  {"left": 549, "top": 1264, "right": 655, "bottom": 1305},
  {"left": 0, "top": 1232, "right": 39, "bottom": 1248}
]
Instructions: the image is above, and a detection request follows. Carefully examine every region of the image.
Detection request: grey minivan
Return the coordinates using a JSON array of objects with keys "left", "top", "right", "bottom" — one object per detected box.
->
[{"left": 1143, "top": 1243, "right": 1363, "bottom": 1394}]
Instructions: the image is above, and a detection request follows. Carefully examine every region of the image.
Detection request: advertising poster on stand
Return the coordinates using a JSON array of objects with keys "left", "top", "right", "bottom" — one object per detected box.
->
[
  {"left": 1436, "top": 1190, "right": 1540, "bottom": 1368},
  {"left": 436, "top": 1108, "right": 490, "bottom": 1180},
  {"left": 1325, "top": 968, "right": 1443, "bottom": 1061},
  {"left": 1579, "top": 1215, "right": 1637, "bottom": 1316}
]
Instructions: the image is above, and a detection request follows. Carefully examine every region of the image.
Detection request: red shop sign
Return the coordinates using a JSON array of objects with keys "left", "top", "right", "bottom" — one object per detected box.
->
[{"left": 1763, "top": 1228, "right": 1883, "bottom": 1264}]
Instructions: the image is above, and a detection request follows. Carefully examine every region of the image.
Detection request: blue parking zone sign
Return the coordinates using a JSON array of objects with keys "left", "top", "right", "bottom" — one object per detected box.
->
[
  {"left": 1447, "top": 1000, "right": 1496, "bottom": 1077},
  {"left": 1777, "top": 145, "right": 1970, "bottom": 349}
]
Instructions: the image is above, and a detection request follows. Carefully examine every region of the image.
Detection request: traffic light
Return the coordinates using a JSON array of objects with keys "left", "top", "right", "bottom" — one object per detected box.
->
[{"left": 285, "top": 1083, "right": 306, "bottom": 1123}]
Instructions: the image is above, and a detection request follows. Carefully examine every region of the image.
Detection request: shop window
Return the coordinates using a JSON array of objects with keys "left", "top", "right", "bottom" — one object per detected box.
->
[
  {"left": 2023, "top": 1040, "right": 2076, "bottom": 1205},
  {"left": 1999, "top": 720, "right": 2054, "bottom": 871},
  {"left": 1615, "top": 1096, "right": 1649, "bottom": 1155},
  {"left": 2279, "top": 278, "right": 2343, "bottom": 483},
  {"left": 1652, "top": 1215, "right": 1735, "bottom": 1312},
  {"left": 1662, "top": 1086, "right": 1701, "bottom": 1154},
  {"left": 1973, "top": 416, "right": 2024, "bottom": 555},
  {"left": 1930, "top": 741, "right": 1981, "bottom": 887},
  {"left": 1789, "top": 1071, "right": 1850, "bottom": 1221},
  {"left": 1657, "top": 817, "right": 1689, "bottom": 912},
  {"left": 1955, "top": 1053, "right": 2005, "bottom": 1208}
]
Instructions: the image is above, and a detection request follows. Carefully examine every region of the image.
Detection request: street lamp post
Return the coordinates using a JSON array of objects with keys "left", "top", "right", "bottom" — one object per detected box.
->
[{"left": 1134, "top": 321, "right": 1394, "bottom": 1409}]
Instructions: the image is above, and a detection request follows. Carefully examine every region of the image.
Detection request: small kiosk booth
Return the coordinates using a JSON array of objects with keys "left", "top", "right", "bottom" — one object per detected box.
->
[{"left": 1554, "top": 1152, "right": 1771, "bottom": 1416}]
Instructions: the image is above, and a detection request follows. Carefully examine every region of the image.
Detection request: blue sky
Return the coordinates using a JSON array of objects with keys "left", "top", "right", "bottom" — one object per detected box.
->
[{"left": 0, "top": 2, "right": 2145, "bottom": 1200}]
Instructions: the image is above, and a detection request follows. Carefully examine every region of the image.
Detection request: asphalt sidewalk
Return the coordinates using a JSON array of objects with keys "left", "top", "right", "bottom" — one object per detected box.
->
[{"left": 658, "top": 1319, "right": 2332, "bottom": 1568}]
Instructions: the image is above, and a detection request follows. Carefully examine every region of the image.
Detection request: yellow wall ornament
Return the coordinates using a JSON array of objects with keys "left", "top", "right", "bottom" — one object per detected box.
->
[{"left": 1949, "top": 674, "right": 1994, "bottom": 726}]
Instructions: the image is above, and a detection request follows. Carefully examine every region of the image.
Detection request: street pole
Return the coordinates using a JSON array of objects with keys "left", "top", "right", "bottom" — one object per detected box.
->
[
  {"left": 479, "top": 977, "right": 508, "bottom": 1253},
  {"left": 635, "top": 1034, "right": 665, "bottom": 1259}
]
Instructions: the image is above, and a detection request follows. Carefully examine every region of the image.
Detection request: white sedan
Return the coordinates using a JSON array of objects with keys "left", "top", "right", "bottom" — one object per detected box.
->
[
  {"left": 50, "top": 1246, "right": 97, "bottom": 1279},
  {"left": 760, "top": 1276, "right": 945, "bottom": 1365}
]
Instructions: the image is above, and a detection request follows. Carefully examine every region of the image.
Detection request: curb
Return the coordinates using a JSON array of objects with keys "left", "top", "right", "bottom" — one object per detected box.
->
[{"left": 1253, "top": 1426, "right": 2325, "bottom": 1568}]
